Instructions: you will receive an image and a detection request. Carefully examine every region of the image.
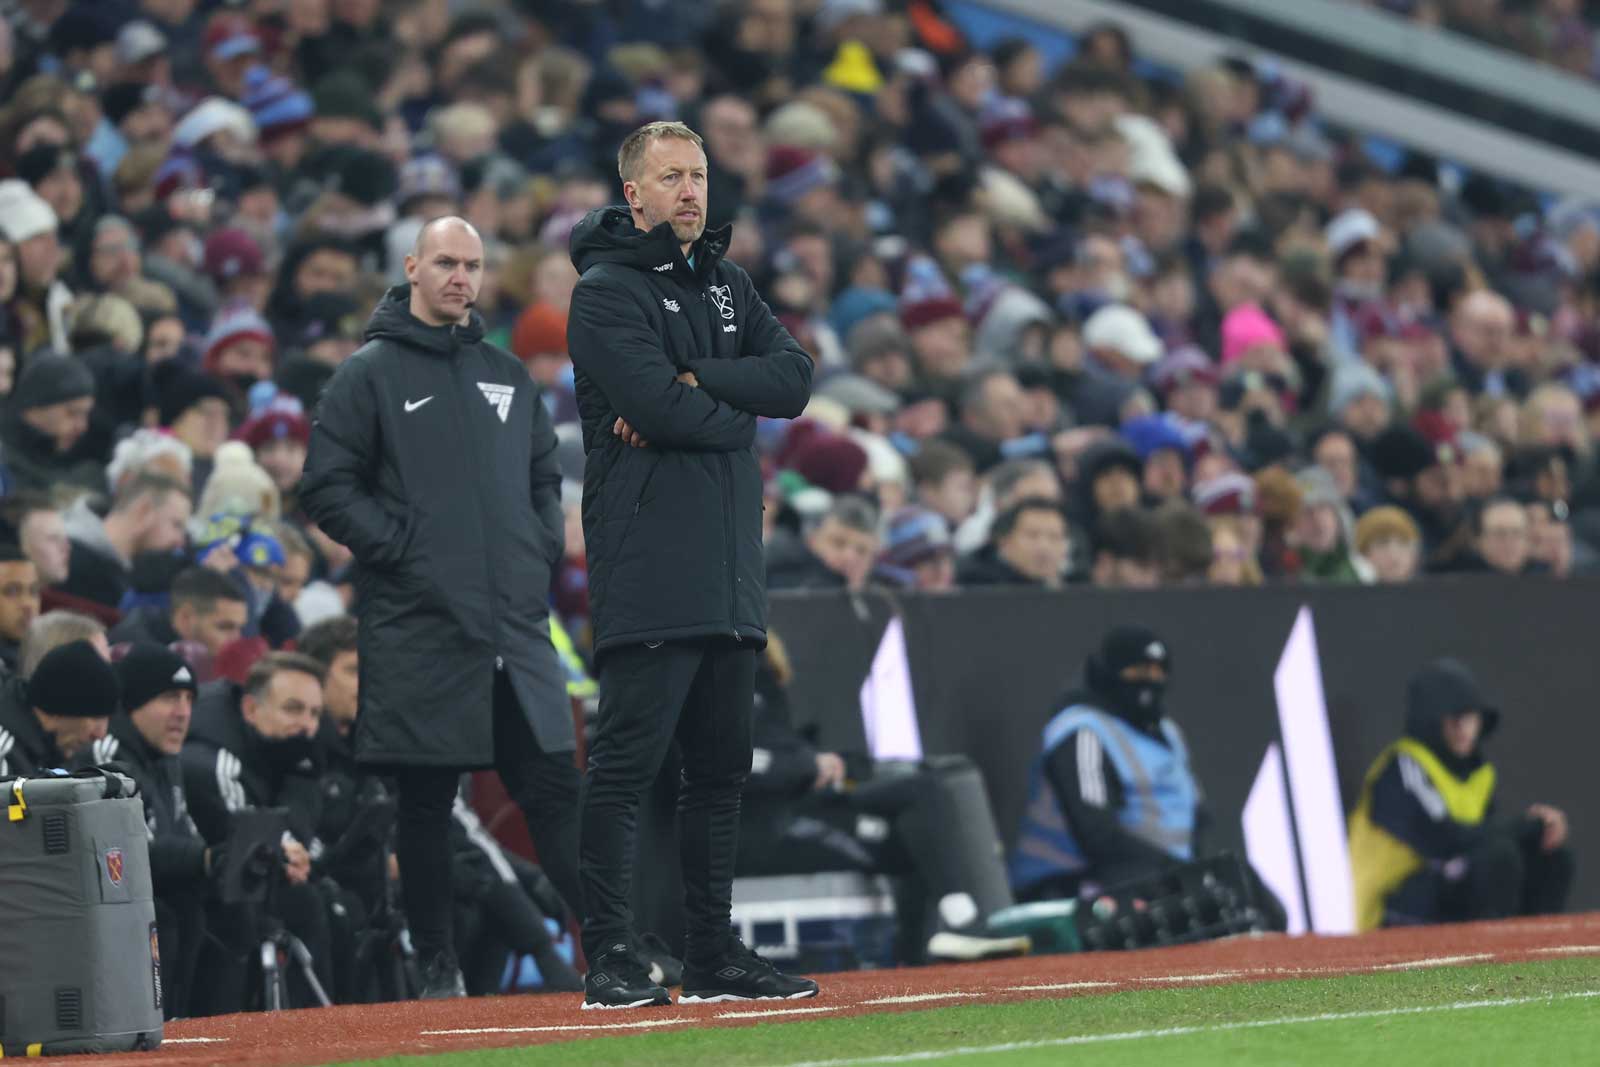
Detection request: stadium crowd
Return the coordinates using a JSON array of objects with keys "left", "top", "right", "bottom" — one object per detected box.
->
[
  {"left": 0, "top": 0, "right": 1594, "bottom": 1015},
  {"left": 1348, "top": 0, "right": 1600, "bottom": 82}
]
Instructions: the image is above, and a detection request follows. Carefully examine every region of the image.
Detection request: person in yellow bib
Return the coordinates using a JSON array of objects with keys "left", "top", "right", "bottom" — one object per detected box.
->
[{"left": 1349, "top": 659, "right": 1572, "bottom": 930}]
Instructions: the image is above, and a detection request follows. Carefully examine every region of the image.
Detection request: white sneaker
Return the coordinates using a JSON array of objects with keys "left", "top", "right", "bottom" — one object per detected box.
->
[{"left": 926, "top": 930, "right": 1031, "bottom": 962}]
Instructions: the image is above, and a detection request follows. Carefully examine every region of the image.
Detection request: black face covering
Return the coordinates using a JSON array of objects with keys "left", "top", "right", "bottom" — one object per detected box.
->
[
  {"left": 227, "top": 372, "right": 263, "bottom": 397},
  {"left": 1106, "top": 677, "right": 1167, "bottom": 730},
  {"left": 250, "top": 727, "right": 318, "bottom": 772},
  {"left": 1087, "top": 625, "right": 1173, "bottom": 733}
]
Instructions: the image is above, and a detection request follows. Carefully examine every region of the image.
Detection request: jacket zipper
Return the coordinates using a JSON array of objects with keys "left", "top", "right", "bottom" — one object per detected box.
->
[
  {"left": 719, "top": 452, "right": 739, "bottom": 640},
  {"left": 700, "top": 279, "right": 741, "bottom": 641},
  {"left": 453, "top": 329, "right": 505, "bottom": 670}
]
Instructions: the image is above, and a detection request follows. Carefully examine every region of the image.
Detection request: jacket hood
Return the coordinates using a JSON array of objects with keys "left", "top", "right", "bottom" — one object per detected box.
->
[
  {"left": 363, "top": 284, "right": 484, "bottom": 355},
  {"left": 569, "top": 205, "right": 731, "bottom": 279},
  {"left": 63, "top": 495, "right": 126, "bottom": 567},
  {"left": 975, "top": 286, "right": 1055, "bottom": 364},
  {"left": 1405, "top": 658, "right": 1499, "bottom": 774}
]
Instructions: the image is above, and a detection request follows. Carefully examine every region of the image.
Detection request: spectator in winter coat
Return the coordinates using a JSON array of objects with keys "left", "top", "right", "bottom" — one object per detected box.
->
[{"left": 959, "top": 497, "right": 1070, "bottom": 588}]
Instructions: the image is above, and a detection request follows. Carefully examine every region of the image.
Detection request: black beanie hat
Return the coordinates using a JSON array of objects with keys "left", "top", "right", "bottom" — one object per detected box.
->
[
  {"left": 151, "top": 360, "right": 231, "bottom": 426},
  {"left": 103, "top": 82, "right": 158, "bottom": 128},
  {"left": 11, "top": 355, "right": 95, "bottom": 411},
  {"left": 312, "top": 73, "right": 382, "bottom": 130},
  {"left": 1080, "top": 440, "right": 1143, "bottom": 487},
  {"left": 1096, "top": 625, "right": 1171, "bottom": 678},
  {"left": 28, "top": 641, "right": 120, "bottom": 719},
  {"left": 16, "top": 144, "right": 75, "bottom": 188},
  {"left": 329, "top": 148, "right": 398, "bottom": 208},
  {"left": 1372, "top": 426, "right": 1439, "bottom": 482},
  {"left": 116, "top": 643, "right": 198, "bottom": 713},
  {"left": 274, "top": 355, "right": 336, "bottom": 414}
]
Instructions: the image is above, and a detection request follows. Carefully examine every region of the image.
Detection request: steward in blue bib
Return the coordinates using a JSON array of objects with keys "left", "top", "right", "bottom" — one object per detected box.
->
[{"left": 1010, "top": 625, "right": 1203, "bottom": 899}]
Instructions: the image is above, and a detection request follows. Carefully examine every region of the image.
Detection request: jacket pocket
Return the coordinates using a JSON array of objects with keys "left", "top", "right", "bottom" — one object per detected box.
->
[
  {"left": 610, "top": 451, "right": 663, "bottom": 546},
  {"left": 372, "top": 505, "right": 425, "bottom": 572}
]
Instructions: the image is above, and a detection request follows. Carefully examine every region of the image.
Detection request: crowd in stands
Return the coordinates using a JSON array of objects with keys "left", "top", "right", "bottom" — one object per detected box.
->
[
  {"left": 0, "top": 0, "right": 1596, "bottom": 1010},
  {"left": 0, "top": 1, "right": 1594, "bottom": 654},
  {"left": 1350, "top": 0, "right": 1600, "bottom": 81}
]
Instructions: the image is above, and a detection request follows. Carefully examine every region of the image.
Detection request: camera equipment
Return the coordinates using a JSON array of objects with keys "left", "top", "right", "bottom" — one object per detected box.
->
[
  {"left": 219, "top": 808, "right": 290, "bottom": 906},
  {"left": 0, "top": 769, "right": 164, "bottom": 1054},
  {"left": 219, "top": 807, "right": 333, "bottom": 1011},
  {"left": 984, "top": 853, "right": 1269, "bottom": 954}
]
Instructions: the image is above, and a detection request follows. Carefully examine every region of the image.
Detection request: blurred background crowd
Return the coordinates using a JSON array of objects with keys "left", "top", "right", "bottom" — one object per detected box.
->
[
  {"left": 0, "top": 0, "right": 1596, "bottom": 680},
  {"left": 1347, "top": 0, "right": 1600, "bottom": 81}
]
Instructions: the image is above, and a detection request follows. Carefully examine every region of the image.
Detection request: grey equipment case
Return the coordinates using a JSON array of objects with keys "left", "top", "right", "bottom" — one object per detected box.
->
[{"left": 0, "top": 768, "right": 164, "bottom": 1056}]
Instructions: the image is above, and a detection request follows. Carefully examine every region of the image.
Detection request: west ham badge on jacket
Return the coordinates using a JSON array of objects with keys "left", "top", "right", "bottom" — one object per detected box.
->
[{"left": 708, "top": 284, "right": 737, "bottom": 333}]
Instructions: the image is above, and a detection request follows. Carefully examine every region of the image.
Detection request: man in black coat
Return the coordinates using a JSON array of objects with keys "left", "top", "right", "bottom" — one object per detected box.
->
[
  {"left": 82, "top": 643, "right": 211, "bottom": 1019},
  {"left": 299, "top": 215, "right": 578, "bottom": 999},
  {"left": 567, "top": 121, "right": 815, "bottom": 1008},
  {"left": 0, "top": 639, "right": 115, "bottom": 777},
  {"left": 179, "top": 651, "right": 350, "bottom": 1012}
]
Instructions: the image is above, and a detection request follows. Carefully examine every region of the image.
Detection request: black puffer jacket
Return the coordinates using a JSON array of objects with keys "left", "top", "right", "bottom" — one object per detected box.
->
[
  {"left": 0, "top": 675, "right": 56, "bottom": 777},
  {"left": 82, "top": 713, "right": 209, "bottom": 892},
  {"left": 180, "top": 680, "right": 324, "bottom": 851},
  {"left": 299, "top": 287, "right": 572, "bottom": 764},
  {"left": 567, "top": 207, "right": 812, "bottom": 654}
]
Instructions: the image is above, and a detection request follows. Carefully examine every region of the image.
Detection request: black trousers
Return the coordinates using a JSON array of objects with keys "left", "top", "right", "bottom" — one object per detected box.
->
[
  {"left": 154, "top": 889, "right": 207, "bottom": 1019},
  {"left": 580, "top": 639, "right": 755, "bottom": 965},
  {"left": 1387, "top": 833, "right": 1575, "bottom": 925},
  {"left": 393, "top": 669, "right": 583, "bottom": 962},
  {"left": 458, "top": 880, "right": 584, "bottom": 994}
]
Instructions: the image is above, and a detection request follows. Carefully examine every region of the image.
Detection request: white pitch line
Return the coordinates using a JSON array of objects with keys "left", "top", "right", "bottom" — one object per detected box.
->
[
  {"left": 1136, "top": 972, "right": 1241, "bottom": 983},
  {"left": 164, "top": 1037, "right": 230, "bottom": 1045},
  {"left": 1530, "top": 945, "right": 1600, "bottom": 956},
  {"left": 1367, "top": 954, "right": 1495, "bottom": 971},
  {"left": 1001, "top": 982, "right": 1117, "bottom": 992},
  {"left": 751, "top": 989, "right": 1600, "bottom": 1067},
  {"left": 422, "top": 1019, "right": 690, "bottom": 1036},
  {"left": 717, "top": 1007, "right": 839, "bottom": 1019},
  {"left": 861, "top": 993, "right": 983, "bottom": 1005}
]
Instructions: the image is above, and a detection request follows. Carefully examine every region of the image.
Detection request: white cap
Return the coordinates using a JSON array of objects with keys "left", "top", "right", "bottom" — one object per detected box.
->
[
  {"left": 0, "top": 179, "right": 58, "bottom": 243},
  {"left": 174, "top": 98, "right": 257, "bottom": 149},
  {"left": 116, "top": 20, "right": 166, "bottom": 66},
  {"left": 1129, "top": 149, "right": 1191, "bottom": 199},
  {"left": 1325, "top": 208, "right": 1381, "bottom": 259},
  {"left": 1116, "top": 112, "right": 1191, "bottom": 199},
  {"left": 1083, "top": 304, "right": 1163, "bottom": 365}
]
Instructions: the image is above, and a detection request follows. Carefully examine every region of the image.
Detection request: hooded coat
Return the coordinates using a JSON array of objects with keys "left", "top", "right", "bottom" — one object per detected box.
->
[
  {"left": 1348, "top": 659, "right": 1507, "bottom": 929},
  {"left": 298, "top": 287, "right": 571, "bottom": 766},
  {"left": 566, "top": 206, "right": 812, "bottom": 655}
]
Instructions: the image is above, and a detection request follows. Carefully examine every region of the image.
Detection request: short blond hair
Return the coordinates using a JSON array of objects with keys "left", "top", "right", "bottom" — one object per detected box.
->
[{"left": 617, "top": 121, "right": 704, "bottom": 184}]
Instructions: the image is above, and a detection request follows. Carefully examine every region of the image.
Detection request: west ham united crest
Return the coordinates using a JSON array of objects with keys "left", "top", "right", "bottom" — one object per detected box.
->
[{"left": 104, "top": 847, "right": 125, "bottom": 886}]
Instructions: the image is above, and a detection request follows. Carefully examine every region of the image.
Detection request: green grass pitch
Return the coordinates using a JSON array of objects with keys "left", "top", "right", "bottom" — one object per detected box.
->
[{"left": 337, "top": 957, "right": 1600, "bottom": 1067}]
